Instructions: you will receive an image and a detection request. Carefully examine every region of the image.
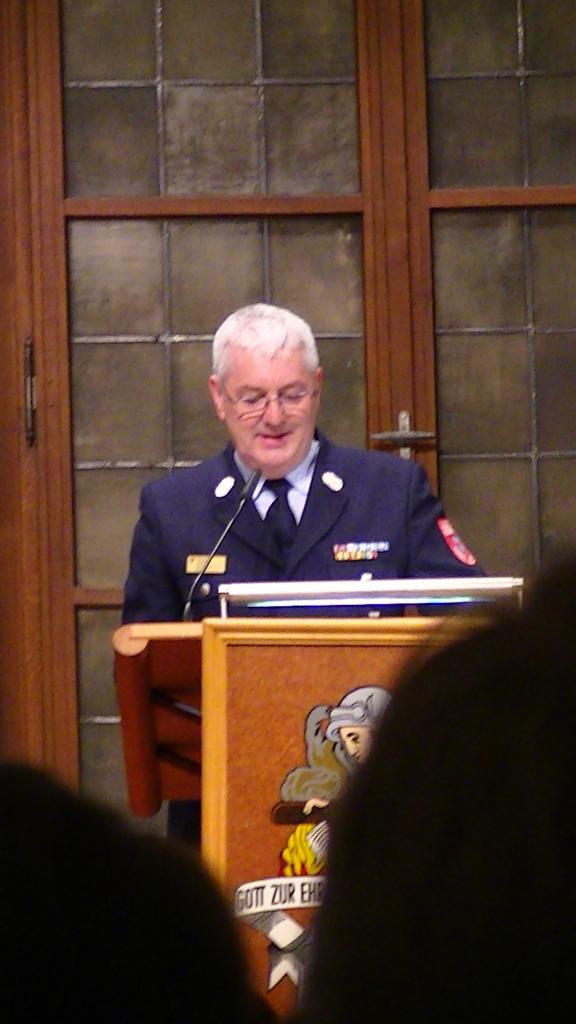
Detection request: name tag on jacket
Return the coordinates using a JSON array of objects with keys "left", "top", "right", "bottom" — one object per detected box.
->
[{"left": 186, "top": 555, "right": 227, "bottom": 574}]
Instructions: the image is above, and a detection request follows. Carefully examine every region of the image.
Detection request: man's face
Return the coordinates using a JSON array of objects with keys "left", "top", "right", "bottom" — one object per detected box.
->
[
  {"left": 340, "top": 726, "right": 373, "bottom": 764},
  {"left": 209, "top": 344, "right": 322, "bottom": 479}
]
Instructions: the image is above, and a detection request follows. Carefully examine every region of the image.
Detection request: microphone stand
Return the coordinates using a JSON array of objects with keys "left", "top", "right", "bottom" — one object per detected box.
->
[{"left": 182, "top": 469, "right": 261, "bottom": 621}]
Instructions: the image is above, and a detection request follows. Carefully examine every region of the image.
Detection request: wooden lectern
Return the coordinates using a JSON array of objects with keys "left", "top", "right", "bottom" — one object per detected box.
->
[{"left": 114, "top": 614, "right": 473, "bottom": 1018}]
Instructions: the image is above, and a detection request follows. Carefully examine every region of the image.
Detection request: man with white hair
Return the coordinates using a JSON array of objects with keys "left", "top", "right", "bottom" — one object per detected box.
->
[
  {"left": 123, "top": 303, "right": 483, "bottom": 840},
  {"left": 123, "top": 302, "right": 483, "bottom": 624}
]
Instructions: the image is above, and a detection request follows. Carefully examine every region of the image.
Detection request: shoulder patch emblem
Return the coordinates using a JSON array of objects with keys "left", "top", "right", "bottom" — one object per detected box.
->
[{"left": 436, "top": 517, "right": 477, "bottom": 566}]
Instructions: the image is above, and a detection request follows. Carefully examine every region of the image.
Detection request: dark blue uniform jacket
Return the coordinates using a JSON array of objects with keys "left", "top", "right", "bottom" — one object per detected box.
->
[{"left": 122, "top": 433, "right": 484, "bottom": 623}]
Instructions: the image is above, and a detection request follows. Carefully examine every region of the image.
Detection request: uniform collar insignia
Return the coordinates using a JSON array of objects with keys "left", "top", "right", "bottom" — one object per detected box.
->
[
  {"left": 321, "top": 471, "right": 344, "bottom": 492},
  {"left": 214, "top": 475, "right": 235, "bottom": 498}
]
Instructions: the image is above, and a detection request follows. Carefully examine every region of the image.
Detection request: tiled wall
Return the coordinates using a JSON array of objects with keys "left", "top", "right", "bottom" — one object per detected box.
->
[
  {"left": 427, "top": 1, "right": 576, "bottom": 575},
  {"left": 62, "top": 0, "right": 358, "bottom": 196}
]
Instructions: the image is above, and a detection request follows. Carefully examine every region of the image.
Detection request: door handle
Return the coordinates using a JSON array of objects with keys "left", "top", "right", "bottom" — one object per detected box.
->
[{"left": 370, "top": 411, "right": 435, "bottom": 459}]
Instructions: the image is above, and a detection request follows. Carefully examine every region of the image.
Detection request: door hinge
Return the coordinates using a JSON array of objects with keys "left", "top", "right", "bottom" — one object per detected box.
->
[{"left": 24, "top": 336, "right": 37, "bottom": 447}]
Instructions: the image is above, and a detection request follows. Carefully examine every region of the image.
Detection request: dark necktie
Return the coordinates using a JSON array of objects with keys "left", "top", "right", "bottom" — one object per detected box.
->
[{"left": 265, "top": 478, "right": 297, "bottom": 559}]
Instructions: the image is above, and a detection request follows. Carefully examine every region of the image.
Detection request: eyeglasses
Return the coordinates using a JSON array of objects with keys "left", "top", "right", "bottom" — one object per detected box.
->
[{"left": 223, "top": 386, "right": 317, "bottom": 420}]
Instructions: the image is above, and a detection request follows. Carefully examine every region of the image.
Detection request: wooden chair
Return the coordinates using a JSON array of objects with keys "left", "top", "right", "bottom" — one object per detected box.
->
[{"left": 113, "top": 623, "right": 203, "bottom": 817}]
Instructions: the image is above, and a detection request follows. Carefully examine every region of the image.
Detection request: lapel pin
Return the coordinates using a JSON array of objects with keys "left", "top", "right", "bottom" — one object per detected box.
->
[
  {"left": 214, "top": 475, "right": 235, "bottom": 498},
  {"left": 322, "top": 471, "right": 344, "bottom": 492}
]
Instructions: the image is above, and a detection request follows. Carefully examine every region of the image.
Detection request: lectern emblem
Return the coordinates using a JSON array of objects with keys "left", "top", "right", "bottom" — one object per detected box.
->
[{"left": 234, "top": 684, "right": 392, "bottom": 992}]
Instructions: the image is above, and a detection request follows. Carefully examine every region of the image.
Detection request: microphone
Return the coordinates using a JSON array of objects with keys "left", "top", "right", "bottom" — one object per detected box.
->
[{"left": 182, "top": 468, "right": 261, "bottom": 621}]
